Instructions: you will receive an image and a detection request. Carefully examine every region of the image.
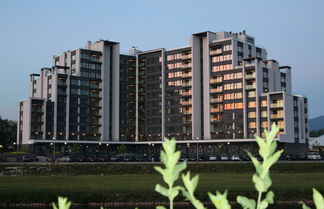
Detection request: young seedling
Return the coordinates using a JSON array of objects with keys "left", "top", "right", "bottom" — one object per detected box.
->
[
  {"left": 154, "top": 138, "right": 187, "bottom": 209},
  {"left": 237, "top": 123, "right": 283, "bottom": 209},
  {"left": 52, "top": 197, "right": 71, "bottom": 209}
]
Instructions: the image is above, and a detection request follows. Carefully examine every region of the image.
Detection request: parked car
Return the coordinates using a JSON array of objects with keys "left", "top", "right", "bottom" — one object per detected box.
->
[
  {"left": 220, "top": 154, "right": 229, "bottom": 161},
  {"left": 209, "top": 155, "right": 218, "bottom": 161},
  {"left": 188, "top": 156, "right": 197, "bottom": 161},
  {"left": 56, "top": 156, "right": 70, "bottom": 163},
  {"left": 307, "top": 152, "right": 322, "bottom": 160},
  {"left": 21, "top": 155, "right": 31, "bottom": 162},
  {"left": 241, "top": 155, "right": 251, "bottom": 161},
  {"left": 231, "top": 155, "right": 241, "bottom": 161}
]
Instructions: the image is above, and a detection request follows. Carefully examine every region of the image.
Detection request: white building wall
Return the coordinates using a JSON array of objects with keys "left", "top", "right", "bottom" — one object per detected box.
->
[{"left": 191, "top": 35, "right": 202, "bottom": 139}]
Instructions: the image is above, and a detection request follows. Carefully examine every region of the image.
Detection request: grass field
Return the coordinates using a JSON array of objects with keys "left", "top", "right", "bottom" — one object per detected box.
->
[{"left": 0, "top": 173, "right": 323, "bottom": 203}]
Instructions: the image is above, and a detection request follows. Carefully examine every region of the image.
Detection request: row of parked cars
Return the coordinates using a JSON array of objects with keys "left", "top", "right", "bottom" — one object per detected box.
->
[{"left": 20, "top": 151, "right": 323, "bottom": 163}]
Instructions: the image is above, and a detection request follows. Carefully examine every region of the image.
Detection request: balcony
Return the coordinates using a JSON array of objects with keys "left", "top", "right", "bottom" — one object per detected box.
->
[
  {"left": 210, "top": 117, "right": 222, "bottom": 122},
  {"left": 210, "top": 108, "right": 223, "bottom": 113},
  {"left": 183, "top": 110, "right": 192, "bottom": 115},
  {"left": 57, "top": 80, "right": 67, "bottom": 86},
  {"left": 209, "top": 49, "right": 222, "bottom": 55},
  {"left": 181, "top": 101, "right": 192, "bottom": 106},
  {"left": 270, "top": 103, "right": 284, "bottom": 108},
  {"left": 210, "top": 98, "right": 223, "bottom": 103},
  {"left": 89, "top": 93, "right": 100, "bottom": 98},
  {"left": 183, "top": 118, "right": 192, "bottom": 124},
  {"left": 271, "top": 114, "right": 284, "bottom": 119},
  {"left": 182, "top": 72, "right": 192, "bottom": 78},
  {"left": 182, "top": 91, "right": 192, "bottom": 96},
  {"left": 182, "top": 63, "right": 192, "bottom": 69},
  {"left": 182, "top": 82, "right": 192, "bottom": 87},
  {"left": 182, "top": 54, "right": 192, "bottom": 59},
  {"left": 210, "top": 88, "right": 223, "bottom": 93},
  {"left": 246, "top": 84, "right": 256, "bottom": 90},
  {"left": 245, "top": 73, "right": 256, "bottom": 79},
  {"left": 210, "top": 78, "right": 223, "bottom": 84}
]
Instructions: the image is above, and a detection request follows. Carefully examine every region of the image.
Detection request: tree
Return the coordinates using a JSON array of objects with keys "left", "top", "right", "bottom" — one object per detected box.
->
[
  {"left": 117, "top": 144, "right": 127, "bottom": 154},
  {"left": 310, "top": 129, "right": 324, "bottom": 137},
  {"left": 0, "top": 116, "right": 17, "bottom": 151}
]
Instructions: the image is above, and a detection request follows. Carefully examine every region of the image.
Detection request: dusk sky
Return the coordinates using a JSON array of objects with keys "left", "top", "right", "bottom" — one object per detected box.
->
[{"left": 0, "top": 0, "right": 323, "bottom": 120}]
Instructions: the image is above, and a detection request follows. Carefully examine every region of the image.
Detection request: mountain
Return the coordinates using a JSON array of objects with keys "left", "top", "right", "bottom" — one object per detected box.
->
[{"left": 309, "top": 115, "right": 324, "bottom": 131}]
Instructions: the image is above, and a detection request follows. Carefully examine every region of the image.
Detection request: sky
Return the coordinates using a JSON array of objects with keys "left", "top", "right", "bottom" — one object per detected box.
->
[{"left": 0, "top": 0, "right": 323, "bottom": 120}]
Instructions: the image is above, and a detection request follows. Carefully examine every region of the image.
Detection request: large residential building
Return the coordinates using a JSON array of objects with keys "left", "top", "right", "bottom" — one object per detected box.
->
[{"left": 17, "top": 31, "right": 309, "bottom": 155}]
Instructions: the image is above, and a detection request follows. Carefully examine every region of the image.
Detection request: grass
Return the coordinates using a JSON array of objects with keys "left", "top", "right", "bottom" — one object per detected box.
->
[{"left": 0, "top": 173, "right": 323, "bottom": 203}]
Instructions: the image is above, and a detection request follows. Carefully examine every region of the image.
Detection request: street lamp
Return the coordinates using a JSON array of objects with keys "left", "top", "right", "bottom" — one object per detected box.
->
[
  {"left": 52, "top": 137, "right": 56, "bottom": 162},
  {"left": 196, "top": 137, "right": 199, "bottom": 163}
]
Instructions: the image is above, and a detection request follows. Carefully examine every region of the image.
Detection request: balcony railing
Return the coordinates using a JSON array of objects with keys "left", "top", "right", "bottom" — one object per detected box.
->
[
  {"left": 182, "top": 91, "right": 192, "bottom": 96},
  {"left": 210, "top": 78, "right": 223, "bottom": 84},
  {"left": 270, "top": 114, "right": 284, "bottom": 119},
  {"left": 181, "top": 101, "right": 192, "bottom": 105},
  {"left": 211, "top": 117, "right": 222, "bottom": 122},
  {"left": 182, "top": 63, "right": 192, "bottom": 69},
  {"left": 210, "top": 88, "right": 223, "bottom": 93},
  {"left": 183, "top": 110, "right": 192, "bottom": 114},
  {"left": 245, "top": 73, "right": 256, "bottom": 79},
  {"left": 182, "top": 72, "right": 192, "bottom": 78},
  {"left": 210, "top": 108, "right": 223, "bottom": 113},
  {"left": 182, "top": 82, "right": 192, "bottom": 87},
  {"left": 210, "top": 98, "right": 223, "bottom": 103},
  {"left": 209, "top": 49, "right": 222, "bottom": 55},
  {"left": 246, "top": 84, "right": 256, "bottom": 89},
  {"left": 182, "top": 54, "right": 192, "bottom": 59},
  {"left": 270, "top": 103, "right": 284, "bottom": 108}
]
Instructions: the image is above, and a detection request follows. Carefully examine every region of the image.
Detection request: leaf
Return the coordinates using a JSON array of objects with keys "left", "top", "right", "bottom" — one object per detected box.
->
[
  {"left": 248, "top": 152, "right": 262, "bottom": 175},
  {"left": 313, "top": 188, "right": 324, "bottom": 209},
  {"left": 264, "top": 191, "right": 274, "bottom": 204},
  {"left": 236, "top": 195, "right": 256, "bottom": 209},
  {"left": 52, "top": 197, "right": 71, "bottom": 209},
  {"left": 208, "top": 191, "right": 231, "bottom": 209},
  {"left": 255, "top": 135, "right": 268, "bottom": 160},
  {"left": 259, "top": 200, "right": 268, "bottom": 209},
  {"left": 261, "top": 150, "right": 283, "bottom": 178},
  {"left": 299, "top": 201, "right": 312, "bottom": 209},
  {"left": 155, "top": 184, "right": 169, "bottom": 197},
  {"left": 252, "top": 174, "right": 271, "bottom": 193},
  {"left": 156, "top": 206, "right": 167, "bottom": 209}
]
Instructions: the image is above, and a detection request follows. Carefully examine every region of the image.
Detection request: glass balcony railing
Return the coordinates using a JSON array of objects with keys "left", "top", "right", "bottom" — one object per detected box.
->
[
  {"left": 210, "top": 78, "right": 223, "bottom": 84},
  {"left": 270, "top": 103, "right": 284, "bottom": 108},
  {"left": 245, "top": 73, "right": 256, "bottom": 79},
  {"left": 246, "top": 84, "right": 256, "bottom": 89}
]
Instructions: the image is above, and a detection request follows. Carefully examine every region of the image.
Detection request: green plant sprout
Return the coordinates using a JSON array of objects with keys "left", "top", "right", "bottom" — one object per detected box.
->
[
  {"left": 52, "top": 197, "right": 71, "bottom": 209},
  {"left": 236, "top": 123, "right": 283, "bottom": 209},
  {"left": 154, "top": 138, "right": 187, "bottom": 209}
]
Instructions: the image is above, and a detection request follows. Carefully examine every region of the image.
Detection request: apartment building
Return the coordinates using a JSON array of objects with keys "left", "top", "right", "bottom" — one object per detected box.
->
[{"left": 17, "top": 31, "right": 308, "bottom": 154}]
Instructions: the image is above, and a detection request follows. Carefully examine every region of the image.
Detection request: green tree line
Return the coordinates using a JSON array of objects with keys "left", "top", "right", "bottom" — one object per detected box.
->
[{"left": 0, "top": 116, "right": 17, "bottom": 151}]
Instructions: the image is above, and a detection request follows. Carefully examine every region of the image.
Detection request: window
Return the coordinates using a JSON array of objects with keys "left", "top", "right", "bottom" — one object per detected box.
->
[
  {"left": 248, "top": 91, "right": 256, "bottom": 98},
  {"left": 248, "top": 112, "right": 256, "bottom": 118},
  {"left": 248, "top": 101, "right": 256, "bottom": 108},
  {"left": 235, "top": 102, "right": 243, "bottom": 109},
  {"left": 223, "top": 45, "right": 232, "bottom": 51},
  {"left": 261, "top": 100, "right": 267, "bottom": 107},
  {"left": 234, "top": 92, "right": 242, "bottom": 99},
  {"left": 72, "top": 55, "right": 76, "bottom": 61},
  {"left": 261, "top": 121, "right": 268, "bottom": 128},
  {"left": 249, "top": 122, "right": 256, "bottom": 128},
  {"left": 261, "top": 111, "right": 267, "bottom": 117}
]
